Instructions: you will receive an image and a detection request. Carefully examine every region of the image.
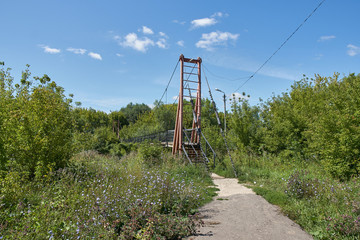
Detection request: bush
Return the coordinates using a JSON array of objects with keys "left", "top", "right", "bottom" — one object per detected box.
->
[
  {"left": 0, "top": 64, "right": 73, "bottom": 175},
  {"left": 286, "top": 170, "right": 321, "bottom": 199},
  {"left": 0, "top": 151, "right": 211, "bottom": 239},
  {"left": 137, "top": 141, "right": 163, "bottom": 166}
]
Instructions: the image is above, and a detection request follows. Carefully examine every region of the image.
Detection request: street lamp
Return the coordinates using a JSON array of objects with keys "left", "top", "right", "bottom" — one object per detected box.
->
[{"left": 215, "top": 88, "right": 226, "bottom": 135}]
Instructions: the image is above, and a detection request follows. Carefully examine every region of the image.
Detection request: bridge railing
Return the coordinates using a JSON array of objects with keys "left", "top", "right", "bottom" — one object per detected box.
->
[
  {"left": 123, "top": 128, "right": 218, "bottom": 167},
  {"left": 122, "top": 130, "right": 174, "bottom": 146}
]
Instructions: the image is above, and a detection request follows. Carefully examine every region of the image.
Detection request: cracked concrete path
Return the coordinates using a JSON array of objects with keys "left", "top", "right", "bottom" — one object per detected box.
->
[{"left": 187, "top": 173, "right": 313, "bottom": 240}]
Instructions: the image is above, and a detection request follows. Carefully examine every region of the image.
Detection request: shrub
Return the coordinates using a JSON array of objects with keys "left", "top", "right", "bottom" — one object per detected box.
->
[
  {"left": 138, "top": 141, "right": 163, "bottom": 166},
  {"left": 286, "top": 170, "right": 321, "bottom": 199},
  {"left": 0, "top": 151, "right": 210, "bottom": 239},
  {"left": 0, "top": 64, "right": 74, "bottom": 175},
  {"left": 327, "top": 215, "right": 360, "bottom": 236}
]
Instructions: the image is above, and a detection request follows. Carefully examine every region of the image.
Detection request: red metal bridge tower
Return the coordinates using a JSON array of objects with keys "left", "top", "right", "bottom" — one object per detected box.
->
[{"left": 172, "top": 54, "right": 202, "bottom": 157}]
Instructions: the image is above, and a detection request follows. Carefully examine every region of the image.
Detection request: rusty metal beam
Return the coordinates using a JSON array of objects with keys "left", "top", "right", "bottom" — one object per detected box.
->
[{"left": 173, "top": 54, "right": 202, "bottom": 156}]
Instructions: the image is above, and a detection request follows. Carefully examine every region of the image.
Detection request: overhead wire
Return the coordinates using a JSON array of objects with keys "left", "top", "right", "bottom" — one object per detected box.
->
[
  {"left": 233, "top": 0, "right": 327, "bottom": 93},
  {"left": 202, "top": 66, "right": 238, "bottom": 177},
  {"left": 202, "top": 64, "right": 250, "bottom": 81}
]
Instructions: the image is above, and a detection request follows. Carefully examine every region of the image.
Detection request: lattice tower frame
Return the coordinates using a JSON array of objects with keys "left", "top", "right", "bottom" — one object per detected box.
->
[{"left": 172, "top": 54, "right": 202, "bottom": 155}]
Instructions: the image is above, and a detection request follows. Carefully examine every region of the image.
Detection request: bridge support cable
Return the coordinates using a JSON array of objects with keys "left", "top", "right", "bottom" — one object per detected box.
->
[
  {"left": 155, "top": 59, "right": 180, "bottom": 109},
  {"left": 203, "top": 67, "right": 238, "bottom": 177}
]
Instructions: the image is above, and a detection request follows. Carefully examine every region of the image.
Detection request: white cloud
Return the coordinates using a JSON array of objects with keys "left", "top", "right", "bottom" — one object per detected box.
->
[
  {"left": 318, "top": 35, "right": 336, "bottom": 42},
  {"left": 196, "top": 31, "right": 239, "bottom": 51},
  {"left": 190, "top": 12, "right": 227, "bottom": 29},
  {"left": 159, "top": 32, "right": 167, "bottom": 37},
  {"left": 173, "top": 20, "right": 186, "bottom": 25},
  {"left": 88, "top": 52, "right": 102, "bottom": 60},
  {"left": 211, "top": 12, "right": 228, "bottom": 18},
  {"left": 119, "top": 33, "right": 155, "bottom": 52},
  {"left": 40, "top": 45, "right": 61, "bottom": 54},
  {"left": 347, "top": 44, "right": 360, "bottom": 56},
  {"left": 156, "top": 38, "right": 167, "bottom": 49},
  {"left": 177, "top": 40, "right": 184, "bottom": 47},
  {"left": 67, "top": 47, "right": 87, "bottom": 55},
  {"left": 211, "top": 12, "right": 223, "bottom": 18},
  {"left": 116, "top": 53, "right": 124, "bottom": 57},
  {"left": 191, "top": 17, "right": 217, "bottom": 28},
  {"left": 142, "top": 26, "right": 154, "bottom": 35}
]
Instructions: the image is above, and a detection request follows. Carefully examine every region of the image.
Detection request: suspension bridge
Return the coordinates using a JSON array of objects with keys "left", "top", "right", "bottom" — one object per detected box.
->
[{"left": 123, "top": 54, "right": 237, "bottom": 175}]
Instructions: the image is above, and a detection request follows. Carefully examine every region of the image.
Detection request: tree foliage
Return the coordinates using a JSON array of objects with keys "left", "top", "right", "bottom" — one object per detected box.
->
[
  {"left": 120, "top": 102, "right": 151, "bottom": 124},
  {"left": 2, "top": 59, "right": 359, "bottom": 181},
  {"left": 0, "top": 64, "right": 73, "bottom": 175},
  {"left": 253, "top": 73, "right": 360, "bottom": 179}
]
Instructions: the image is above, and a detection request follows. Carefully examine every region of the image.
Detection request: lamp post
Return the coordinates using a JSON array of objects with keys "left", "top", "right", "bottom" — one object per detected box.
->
[{"left": 215, "top": 88, "right": 226, "bottom": 135}]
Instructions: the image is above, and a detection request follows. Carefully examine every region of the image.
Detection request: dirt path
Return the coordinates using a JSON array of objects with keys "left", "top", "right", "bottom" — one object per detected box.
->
[{"left": 187, "top": 173, "right": 313, "bottom": 240}]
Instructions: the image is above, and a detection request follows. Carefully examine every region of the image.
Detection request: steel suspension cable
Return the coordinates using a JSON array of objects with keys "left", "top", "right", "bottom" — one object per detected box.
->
[{"left": 155, "top": 59, "right": 180, "bottom": 109}]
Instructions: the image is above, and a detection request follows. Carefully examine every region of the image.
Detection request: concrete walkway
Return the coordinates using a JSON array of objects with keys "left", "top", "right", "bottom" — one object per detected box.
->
[{"left": 187, "top": 173, "right": 313, "bottom": 240}]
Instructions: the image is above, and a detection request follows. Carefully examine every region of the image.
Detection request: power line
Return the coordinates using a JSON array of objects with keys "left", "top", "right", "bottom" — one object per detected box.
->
[
  {"left": 202, "top": 64, "right": 250, "bottom": 82},
  {"left": 233, "top": 0, "right": 326, "bottom": 93}
]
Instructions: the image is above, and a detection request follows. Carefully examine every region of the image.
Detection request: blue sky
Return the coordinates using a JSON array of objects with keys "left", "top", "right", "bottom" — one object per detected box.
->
[{"left": 1, "top": 0, "right": 359, "bottom": 112}]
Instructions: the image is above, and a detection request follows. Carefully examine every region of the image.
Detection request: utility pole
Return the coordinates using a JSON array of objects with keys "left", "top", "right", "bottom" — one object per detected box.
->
[{"left": 215, "top": 88, "right": 226, "bottom": 135}]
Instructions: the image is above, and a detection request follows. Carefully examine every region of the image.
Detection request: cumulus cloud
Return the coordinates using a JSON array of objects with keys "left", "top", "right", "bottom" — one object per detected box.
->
[
  {"left": 318, "top": 35, "right": 336, "bottom": 42},
  {"left": 88, "top": 52, "right": 102, "bottom": 60},
  {"left": 119, "top": 33, "right": 155, "bottom": 52},
  {"left": 116, "top": 53, "right": 124, "bottom": 57},
  {"left": 67, "top": 47, "right": 87, "bottom": 55},
  {"left": 116, "top": 28, "right": 169, "bottom": 52},
  {"left": 191, "top": 17, "right": 217, "bottom": 28},
  {"left": 142, "top": 26, "right": 154, "bottom": 35},
  {"left": 211, "top": 12, "right": 228, "bottom": 18},
  {"left": 177, "top": 40, "right": 184, "bottom": 47},
  {"left": 159, "top": 32, "right": 167, "bottom": 37},
  {"left": 347, "top": 44, "right": 360, "bottom": 56},
  {"left": 196, "top": 31, "right": 239, "bottom": 51},
  {"left": 40, "top": 45, "right": 61, "bottom": 54},
  {"left": 190, "top": 12, "right": 227, "bottom": 29},
  {"left": 156, "top": 38, "right": 167, "bottom": 49}
]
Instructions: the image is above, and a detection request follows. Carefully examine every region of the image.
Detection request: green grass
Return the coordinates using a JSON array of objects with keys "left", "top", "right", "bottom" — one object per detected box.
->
[
  {"left": 216, "top": 198, "right": 229, "bottom": 201},
  {"left": 252, "top": 187, "right": 288, "bottom": 206},
  {"left": 0, "top": 150, "right": 215, "bottom": 239},
  {"left": 214, "top": 152, "right": 360, "bottom": 240}
]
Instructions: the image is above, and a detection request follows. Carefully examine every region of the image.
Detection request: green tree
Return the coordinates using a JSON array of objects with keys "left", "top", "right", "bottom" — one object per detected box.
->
[
  {"left": 73, "top": 107, "right": 110, "bottom": 133},
  {"left": 0, "top": 64, "right": 73, "bottom": 174},
  {"left": 228, "top": 95, "right": 262, "bottom": 154},
  {"left": 120, "top": 102, "right": 151, "bottom": 123},
  {"left": 109, "top": 111, "right": 128, "bottom": 137}
]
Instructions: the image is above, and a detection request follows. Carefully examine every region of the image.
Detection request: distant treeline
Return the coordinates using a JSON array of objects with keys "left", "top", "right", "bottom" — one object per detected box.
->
[{"left": 1, "top": 61, "right": 359, "bottom": 179}]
